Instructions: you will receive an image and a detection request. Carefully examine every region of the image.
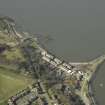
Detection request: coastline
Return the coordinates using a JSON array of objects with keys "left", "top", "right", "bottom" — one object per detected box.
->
[
  {"left": 35, "top": 32, "right": 105, "bottom": 105},
  {"left": 1, "top": 16, "right": 105, "bottom": 105}
]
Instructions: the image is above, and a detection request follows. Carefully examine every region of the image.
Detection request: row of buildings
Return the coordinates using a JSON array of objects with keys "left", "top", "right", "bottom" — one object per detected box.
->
[
  {"left": 8, "top": 81, "right": 61, "bottom": 105},
  {"left": 8, "top": 84, "right": 38, "bottom": 105},
  {"left": 41, "top": 50, "right": 85, "bottom": 79}
]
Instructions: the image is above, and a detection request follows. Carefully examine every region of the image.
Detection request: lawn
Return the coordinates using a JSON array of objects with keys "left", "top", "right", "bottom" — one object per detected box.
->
[
  {"left": 0, "top": 67, "right": 33, "bottom": 105},
  {"left": 2, "top": 47, "right": 25, "bottom": 62},
  {"left": 0, "top": 32, "right": 17, "bottom": 45}
]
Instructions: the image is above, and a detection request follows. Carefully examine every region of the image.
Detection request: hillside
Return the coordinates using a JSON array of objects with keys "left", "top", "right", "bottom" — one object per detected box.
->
[{"left": 0, "top": 17, "right": 36, "bottom": 105}]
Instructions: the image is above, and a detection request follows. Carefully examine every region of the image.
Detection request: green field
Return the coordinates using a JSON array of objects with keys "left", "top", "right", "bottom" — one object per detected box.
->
[
  {"left": 0, "top": 24, "right": 36, "bottom": 105},
  {"left": 0, "top": 32, "right": 17, "bottom": 44},
  {"left": 2, "top": 47, "right": 25, "bottom": 62},
  {"left": 0, "top": 67, "right": 33, "bottom": 105}
]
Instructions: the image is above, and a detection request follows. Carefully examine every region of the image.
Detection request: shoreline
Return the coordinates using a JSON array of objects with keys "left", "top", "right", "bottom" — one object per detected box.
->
[
  {"left": 33, "top": 33, "right": 105, "bottom": 105},
  {"left": 1, "top": 16, "right": 105, "bottom": 105}
]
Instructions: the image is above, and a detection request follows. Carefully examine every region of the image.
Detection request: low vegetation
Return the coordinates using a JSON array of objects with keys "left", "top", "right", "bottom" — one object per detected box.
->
[
  {"left": 0, "top": 32, "right": 17, "bottom": 46},
  {"left": 0, "top": 24, "right": 35, "bottom": 105},
  {"left": 2, "top": 47, "right": 25, "bottom": 62},
  {"left": 0, "top": 66, "right": 33, "bottom": 105}
]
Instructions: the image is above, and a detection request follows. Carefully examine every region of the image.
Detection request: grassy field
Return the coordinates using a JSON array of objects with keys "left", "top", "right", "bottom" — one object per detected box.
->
[
  {"left": 0, "top": 26, "right": 36, "bottom": 105},
  {"left": 0, "top": 32, "right": 17, "bottom": 45},
  {"left": 0, "top": 67, "right": 33, "bottom": 105},
  {"left": 2, "top": 47, "right": 25, "bottom": 62}
]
